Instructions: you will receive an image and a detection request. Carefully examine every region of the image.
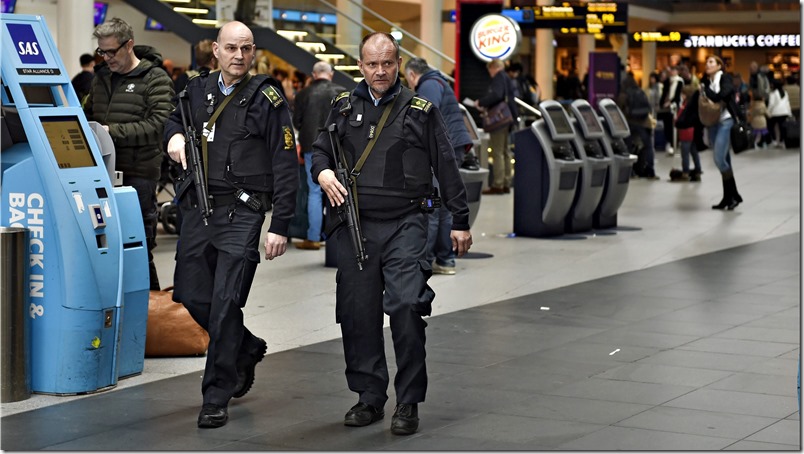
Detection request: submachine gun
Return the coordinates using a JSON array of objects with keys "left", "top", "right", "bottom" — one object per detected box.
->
[
  {"left": 327, "top": 123, "right": 368, "bottom": 270},
  {"left": 177, "top": 89, "right": 213, "bottom": 225}
]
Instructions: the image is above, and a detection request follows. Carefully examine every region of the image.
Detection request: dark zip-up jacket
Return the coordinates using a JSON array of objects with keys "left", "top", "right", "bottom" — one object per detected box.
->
[
  {"left": 84, "top": 45, "right": 174, "bottom": 180},
  {"left": 477, "top": 70, "right": 520, "bottom": 130},
  {"left": 415, "top": 69, "right": 473, "bottom": 153},
  {"left": 293, "top": 78, "right": 345, "bottom": 151}
]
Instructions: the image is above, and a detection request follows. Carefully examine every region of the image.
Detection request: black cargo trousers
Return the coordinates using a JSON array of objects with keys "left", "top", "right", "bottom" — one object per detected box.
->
[
  {"left": 334, "top": 210, "right": 436, "bottom": 408},
  {"left": 173, "top": 192, "right": 267, "bottom": 406}
]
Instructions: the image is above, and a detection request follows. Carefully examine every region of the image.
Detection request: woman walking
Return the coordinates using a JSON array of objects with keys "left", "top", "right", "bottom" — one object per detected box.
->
[{"left": 701, "top": 55, "right": 743, "bottom": 210}]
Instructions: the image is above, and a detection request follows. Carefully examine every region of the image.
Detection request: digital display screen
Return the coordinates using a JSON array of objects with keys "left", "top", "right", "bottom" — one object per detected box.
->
[
  {"left": 94, "top": 2, "right": 108, "bottom": 26},
  {"left": 577, "top": 105, "right": 603, "bottom": 134},
  {"left": 1, "top": 0, "right": 16, "bottom": 14},
  {"left": 41, "top": 116, "right": 97, "bottom": 169},
  {"left": 603, "top": 104, "right": 628, "bottom": 133},
  {"left": 145, "top": 18, "right": 166, "bottom": 31},
  {"left": 545, "top": 106, "right": 574, "bottom": 135}
]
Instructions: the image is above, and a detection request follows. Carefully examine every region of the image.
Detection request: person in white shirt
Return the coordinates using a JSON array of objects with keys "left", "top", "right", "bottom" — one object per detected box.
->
[{"left": 766, "top": 78, "right": 793, "bottom": 148}]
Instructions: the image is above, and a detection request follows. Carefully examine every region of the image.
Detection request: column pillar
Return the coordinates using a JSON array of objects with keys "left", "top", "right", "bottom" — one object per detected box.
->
[
  {"left": 419, "top": 0, "right": 443, "bottom": 70},
  {"left": 535, "top": 0, "right": 554, "bottom": 100},
  {"left": 608, "top": 33, "right": 628, "bottom": 69},
  {"left": 641, "top": 41, "right": 656, "bottom": 89},
  {"left": 577, "top": 34, "right": 595, "bottom": 83},
  {"left": 336, "top": 0, "right": 364, "bottom": 59},
  {"left": 57, "top": 0, "right": 94, "bottom": 81}
]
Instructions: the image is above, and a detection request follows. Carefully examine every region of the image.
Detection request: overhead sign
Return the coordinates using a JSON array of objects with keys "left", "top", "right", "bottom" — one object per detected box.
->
[
  {"left": 631, "top": 31, "right": 690, "bottom": 46},
  {"left": 510, "top": 2, "right": 628, "bottom": 34},
  {"left": 469, "top": 14, "right": 521, "bottom": 62},
  {"left": 684, "top": 34, "right": 800, "bottom": 48}
]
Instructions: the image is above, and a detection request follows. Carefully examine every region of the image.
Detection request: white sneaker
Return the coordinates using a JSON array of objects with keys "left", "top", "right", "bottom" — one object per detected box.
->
[{"left": 665, "top": 144, "right": 674, "bottom": 155}]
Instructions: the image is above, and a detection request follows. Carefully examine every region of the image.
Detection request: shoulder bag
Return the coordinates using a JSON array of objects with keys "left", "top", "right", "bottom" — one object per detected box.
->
[
  {"left": 482, "top": 99, "right": 514, "bottom": 132},
  {"left": 698, "top": 88, "right": 722, "bottom": 126}
]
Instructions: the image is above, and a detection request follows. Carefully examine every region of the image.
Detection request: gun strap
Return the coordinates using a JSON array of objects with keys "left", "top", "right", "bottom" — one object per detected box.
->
[
  {"left": 201, "top": 73, "right": 252, "bottom": 184},
  {"left": 352, "top": 94, "right": 398, "bottom": 177}
]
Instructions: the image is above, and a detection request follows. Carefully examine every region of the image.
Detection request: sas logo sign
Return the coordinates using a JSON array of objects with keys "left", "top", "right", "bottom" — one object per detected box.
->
[
  {"left": 7, "top": 23, "right": 47, "bottom": 64},
  {"left": 469, "top": 14, "right": 521, "bottom": 62}
]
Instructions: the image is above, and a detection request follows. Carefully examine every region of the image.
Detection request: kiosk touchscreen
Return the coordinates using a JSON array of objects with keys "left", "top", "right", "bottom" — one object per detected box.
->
[
  {"left": 513, "top": 100, "right": 583, "bottom": 237},
  {"left": 594, "top": 98, "right": 637, "bottom": 229},
  {"left": 566, "top": 100, "right": 612, "bottom": 233},
  {"left": 0, "top": 14, "right": 148, "bottom": 394}
]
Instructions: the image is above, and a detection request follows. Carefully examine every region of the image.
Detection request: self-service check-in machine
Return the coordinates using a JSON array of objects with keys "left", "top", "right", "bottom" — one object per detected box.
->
[
  {"left": 513, "top": 100, "right": 583, "bottom": 237},
  {"left": 0, "top": 14, "right": 149, "bottom": 394},
  {"left": 594, "top": 98, "right": 637, "bottom": 229},
  {"left": 566, "top": 99, "right": 612, "bottom": 232}
]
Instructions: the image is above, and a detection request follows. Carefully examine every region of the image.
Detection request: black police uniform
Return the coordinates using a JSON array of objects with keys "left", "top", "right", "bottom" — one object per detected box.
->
[
  {"left": 163, "top": 71, "right": 298, "bottom": 407},
  {"left": 310, "top": 79, "right": 470, "bottom": 408}
]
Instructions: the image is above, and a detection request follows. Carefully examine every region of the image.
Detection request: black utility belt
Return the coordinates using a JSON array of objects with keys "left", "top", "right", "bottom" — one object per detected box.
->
[{"left": 209, "top": 189, "right": 270, "bottom": 212}]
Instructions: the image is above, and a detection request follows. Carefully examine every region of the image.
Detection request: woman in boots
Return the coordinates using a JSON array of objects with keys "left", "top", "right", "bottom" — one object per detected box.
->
[{"left": 701, "top": 55, "right": 743, "bottom": 210}]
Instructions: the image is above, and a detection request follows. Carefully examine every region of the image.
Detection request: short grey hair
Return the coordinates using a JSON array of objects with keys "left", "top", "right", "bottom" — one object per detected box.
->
[
  {"left": 93, "top": 17, "right": 134, "bottom": 45},
  {"left": 312, "top": 61, "right": 333, "bottom": 76},
  {"left": 404, "top": 57, "right": 430, "bottom": 76}
]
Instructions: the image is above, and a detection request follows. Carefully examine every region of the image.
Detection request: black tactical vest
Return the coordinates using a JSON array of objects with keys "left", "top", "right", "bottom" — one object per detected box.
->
[
  {"left": 337, "top": 87, "right": 433, "bottom": 199},
  {"left": 195, "top": 74, "right": 274, "bottom": 192}
]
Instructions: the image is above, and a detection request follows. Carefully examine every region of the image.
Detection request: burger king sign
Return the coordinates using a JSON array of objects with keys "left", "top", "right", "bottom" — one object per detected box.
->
[{"left": 469, "top": 14, "right": 521, "bottom": 62}]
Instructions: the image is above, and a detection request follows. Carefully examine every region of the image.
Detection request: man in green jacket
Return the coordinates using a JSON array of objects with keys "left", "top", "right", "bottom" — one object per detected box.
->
[{"left": 85, "top": 17, "right": 175, "bottom": 290}]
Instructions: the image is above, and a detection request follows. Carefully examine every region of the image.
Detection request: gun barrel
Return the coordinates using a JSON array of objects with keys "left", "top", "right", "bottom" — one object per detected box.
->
[
  {"left": 177, "top": 92, "right": 213, "bottom": 224},
  {"left": 328, "top": 123, "right": 368, "bottom": 269}
]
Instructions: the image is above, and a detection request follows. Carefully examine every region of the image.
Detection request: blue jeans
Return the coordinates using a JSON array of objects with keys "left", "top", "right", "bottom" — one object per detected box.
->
[
  {"left": 426, "top": 177, "right": 455, "bottom": 267},
  {"left": 680, "top": 140, "right": 701, "bottom": 173},
  {"left": 303, "top": 151, "right": 323, "bottom": 242},
  {"left": 707, "top": 118, "right": 734, "bottom": 173}
]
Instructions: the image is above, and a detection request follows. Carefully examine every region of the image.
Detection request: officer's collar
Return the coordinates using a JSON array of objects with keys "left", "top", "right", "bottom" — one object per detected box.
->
[{"left": 355, "top": 78, "right": 401, "bottom": 106}]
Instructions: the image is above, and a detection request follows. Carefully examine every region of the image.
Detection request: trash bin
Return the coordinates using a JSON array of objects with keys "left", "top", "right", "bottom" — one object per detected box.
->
[{"left": 1, "top": 226, "right": 31, "bottom": 402}]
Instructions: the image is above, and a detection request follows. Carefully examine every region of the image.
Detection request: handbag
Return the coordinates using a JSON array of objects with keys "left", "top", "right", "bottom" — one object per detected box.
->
[
  {"left": 481, "top": 99, "right": 514, "bottom": 132},
  {"left": 145, "top": 287, "right": 210, "bottom": 357},
  {"left": 730, "top": 120, "right": 754, "bottom": 154},
  {"left": 698, "top": 89, "right": 722, "bottom": 126}
]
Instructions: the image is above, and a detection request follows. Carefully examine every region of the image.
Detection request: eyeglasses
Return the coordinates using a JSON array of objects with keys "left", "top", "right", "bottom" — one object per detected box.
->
[{"left": 96, "top": 40, "right": 129, "bottom": 58}]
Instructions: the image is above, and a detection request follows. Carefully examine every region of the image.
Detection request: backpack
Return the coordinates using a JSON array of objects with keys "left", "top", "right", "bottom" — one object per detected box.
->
[{"left": 627, "top": 87, "right": 651, "bottom": 120}]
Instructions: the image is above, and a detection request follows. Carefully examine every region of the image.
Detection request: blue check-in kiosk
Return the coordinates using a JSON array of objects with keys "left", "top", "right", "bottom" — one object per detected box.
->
[
  {"left": 566, "top": 99, "right": 612, "bottom": 232},
  {"left": 594, "top": 99, "right": 637, "bottom": 229},
  {"left": 513, "top": 100, "right": 583, "bottom": 237},
  {"left": 0, "top": 14, "right": 148, "bottom": 394}
]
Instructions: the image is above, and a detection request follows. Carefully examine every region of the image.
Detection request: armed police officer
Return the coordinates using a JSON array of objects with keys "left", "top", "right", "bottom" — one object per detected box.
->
[
  {"left": 311, "top": 32, "right": 473, "bottom": 436},
  {"left": 163, "top": 21, "right": 298, "bottom": 429}
]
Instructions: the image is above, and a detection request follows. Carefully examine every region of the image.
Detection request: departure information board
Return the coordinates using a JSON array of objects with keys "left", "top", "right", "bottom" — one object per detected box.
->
[{"left": 507, "top": 2, "right": 628, "bottom": 34}]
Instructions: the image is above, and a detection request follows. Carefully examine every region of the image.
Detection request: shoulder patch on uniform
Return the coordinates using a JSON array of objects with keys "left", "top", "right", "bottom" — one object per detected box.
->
[
  {"left": 283, "top": 126, "right": 294, "bottom": 150},
  {"left": 410, "top": 96, "right": 432, "bottom": 113},
  {"left": 262, "top": 85, "right": 284, "bottom": 108},
  {"left": 332, "top": 91, "right": 351, "bottom": 106}
]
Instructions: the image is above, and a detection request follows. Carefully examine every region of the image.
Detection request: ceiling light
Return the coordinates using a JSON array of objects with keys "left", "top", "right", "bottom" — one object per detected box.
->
[
  {"left": 174, "top": 7, "right": 209, "bottom": 14},
  {"left": 315, "top": 53, "right": 345, "bottom": 60},
  {"left": 335, "top": 65, "right": 359, "bottom": 71},
  {"left": 162, "top": 0, "right": 191, "bottom": 3},
  {"left": 296, "top": 42, "right": 327, "bottom": 52},
  {"left": 191, "top": 18, "right": 218, "bottom": 26},
  {"left": 277, "top": 30, "right": 308, "bottom": 39}
]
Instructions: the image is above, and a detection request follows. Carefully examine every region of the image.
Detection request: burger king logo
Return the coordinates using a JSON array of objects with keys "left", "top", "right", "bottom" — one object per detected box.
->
[{"left": 469, "top": 14, "right": 521, "bottom": 62}]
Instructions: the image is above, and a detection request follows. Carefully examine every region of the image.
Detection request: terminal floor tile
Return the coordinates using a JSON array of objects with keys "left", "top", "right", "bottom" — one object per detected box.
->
[{"left": 1, "top": 234, "right": 799, "bottom": 450}]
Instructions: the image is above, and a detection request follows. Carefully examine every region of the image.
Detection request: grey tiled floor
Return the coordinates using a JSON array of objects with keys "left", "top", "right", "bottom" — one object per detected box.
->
[
  {"left": 1, "top": 145, "right": 801, "bottom": 450},
  {"left": 0, "top": 234, "right": 799, "bottom": 450}
]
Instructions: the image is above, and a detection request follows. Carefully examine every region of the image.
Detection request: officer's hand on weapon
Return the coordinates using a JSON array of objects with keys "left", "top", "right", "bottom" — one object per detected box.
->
[
  {"left": 317, "top": 169, "right": 348, "bottom": 207},
  {"left": 450, "top": 230, "right": 473, "bottom": 258},
  {"left": 264, "top": 232, "right": 288, "bottom": 260},
  {"left": 167, "top": 133, "right": 188, "bottom": 170}
]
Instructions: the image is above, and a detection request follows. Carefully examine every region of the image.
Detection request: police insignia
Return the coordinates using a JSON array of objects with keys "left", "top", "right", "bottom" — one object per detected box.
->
[
  {"left": 410, "top": 96, "right": 432, "bottom": 112},
  {"left": 332, "top": 91, "right": 350, "bottom": 105},
  {"left": 283, "top": 126, "right": 294, "bottom": 150},
  {"left": 262, "top": 85, "right": 284, "bottom": 108}
]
